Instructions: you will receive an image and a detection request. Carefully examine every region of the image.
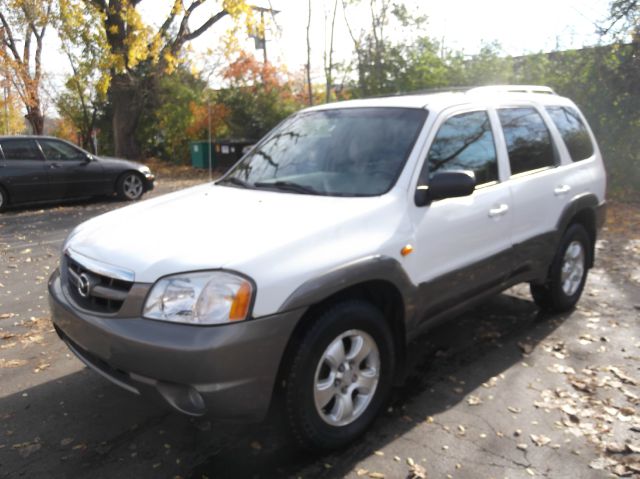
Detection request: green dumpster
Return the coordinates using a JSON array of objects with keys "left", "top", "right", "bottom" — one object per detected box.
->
[{"left": 190, "top": 141, "right": 213, "bottom": 169}]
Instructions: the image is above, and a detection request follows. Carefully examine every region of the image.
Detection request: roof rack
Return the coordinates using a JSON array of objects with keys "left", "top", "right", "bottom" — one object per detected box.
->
[{"left": 467, "top": 85, "right": 556, "bottom": 95}]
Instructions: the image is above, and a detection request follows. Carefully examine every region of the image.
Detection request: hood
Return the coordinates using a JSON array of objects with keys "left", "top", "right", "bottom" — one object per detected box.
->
[
  {"left": 95, "top": 156, "right": 146, "bottom": 170},
  {"left": 66, "top": 184, "right": 403, "bottom": 283}
]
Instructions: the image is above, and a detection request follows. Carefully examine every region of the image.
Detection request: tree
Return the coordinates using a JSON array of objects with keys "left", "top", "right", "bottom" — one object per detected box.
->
[
  {"left": 323, "top": 0, "right": 339, "bottom": 103},
  {"left": 598, "top": 0, "right": 639, "bottom": 39},
  {"left": 0, "top": 82, "right": 24, "bottom": 134},
  {"left": 60, "top": 0, "right": 252, "bottom": 159},
  {"left": 0, "top": 0, "right": 54, "bottom": 134},
  {"left": 216, "top": 52, "right": 300, "bottom": 139},
  {"left": 305, "top": 0, "right": 313, "bottom": 106},
  {"left": 135, "top": 68, "right": 226, "bottom": 163},
  {"left": 56, "top": 0, "right": 109, "bottom": 151}
]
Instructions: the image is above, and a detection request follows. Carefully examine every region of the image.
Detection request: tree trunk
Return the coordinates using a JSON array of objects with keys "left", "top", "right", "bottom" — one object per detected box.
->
[
  {"left": 110, "top": 74, "right": 144, "bottom": 159},
  {"left": 306, "top": 0, "right": 313, "bottom": 106},
  {"left": 25, "top": 104, "right": 44, "bottom": 135}
]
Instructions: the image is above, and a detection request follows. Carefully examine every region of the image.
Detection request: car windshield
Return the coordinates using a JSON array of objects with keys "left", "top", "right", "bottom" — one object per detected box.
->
[{"left": 219, "top": 107, "right": 428, "bottom": 197}]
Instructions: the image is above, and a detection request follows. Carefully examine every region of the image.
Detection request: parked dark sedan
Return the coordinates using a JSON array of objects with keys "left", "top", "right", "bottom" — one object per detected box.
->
[{"left": 0, "top": 136, "right": 154, "bottom": 211}]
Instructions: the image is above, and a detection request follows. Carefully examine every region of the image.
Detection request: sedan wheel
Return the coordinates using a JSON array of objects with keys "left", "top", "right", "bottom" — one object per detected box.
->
[{"left": 118, "top": 173, "right": 144, "bottom": 201}]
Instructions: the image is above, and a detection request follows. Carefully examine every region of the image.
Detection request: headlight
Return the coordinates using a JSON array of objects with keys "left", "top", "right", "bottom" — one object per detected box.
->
[
  {"left": 143, "top": 271, "right": 253, "bottom": 325},
  {"left": 139, "top": 166, "right": 152, "bottom": 175}
]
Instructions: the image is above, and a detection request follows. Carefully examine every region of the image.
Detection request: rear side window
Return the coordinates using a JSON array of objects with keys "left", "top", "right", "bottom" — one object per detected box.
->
[
  {"left": 498, "top": 108, "right": 555, "bottom": 175},
  {"left": 423, "top": 110, "right": 498, "bottom": 186},
  {"left": 546, "top": 106, "right": 594, "bottom": 162},
  {"left": 0, "top": 139, "right": 42, "bottom": 161}
]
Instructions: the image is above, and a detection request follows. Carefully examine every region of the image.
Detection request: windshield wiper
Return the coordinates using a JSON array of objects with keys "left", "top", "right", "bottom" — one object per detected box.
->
[
  {"left": 254, "top": 180, "right": 321, "bottom": 195},
  {"left": 217, "top": 177, "right": 252, "bottom": 188}
]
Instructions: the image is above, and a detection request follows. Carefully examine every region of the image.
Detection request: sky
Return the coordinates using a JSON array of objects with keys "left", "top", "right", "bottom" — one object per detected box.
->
[{"left": 41, "top": 0, "right": 611, "bottom": 97}]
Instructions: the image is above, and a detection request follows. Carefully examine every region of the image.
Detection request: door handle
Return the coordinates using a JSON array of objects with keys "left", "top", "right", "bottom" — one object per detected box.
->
[
  {"left": 49, "top": 163, "right": 60, "bottom": 168},
  {"left": 554, "top": 184, "right": 571, "bottom": 195},
  {"left": 488, "top": 204, "right": 509, "bottom": 217}
]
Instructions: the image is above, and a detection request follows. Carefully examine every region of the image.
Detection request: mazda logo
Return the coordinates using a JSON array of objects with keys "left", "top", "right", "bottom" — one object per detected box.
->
[{"left": 77, "top": 273, "right": 92, "bottom": 298}]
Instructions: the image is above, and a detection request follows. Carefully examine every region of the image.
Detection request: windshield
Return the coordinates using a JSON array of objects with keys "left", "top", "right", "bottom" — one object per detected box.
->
[{"left": 219, "top": 107, "right": 428, "bottom": 197}]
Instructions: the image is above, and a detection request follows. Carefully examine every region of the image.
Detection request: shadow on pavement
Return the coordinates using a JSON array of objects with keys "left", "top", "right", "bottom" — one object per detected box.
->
[{"left": 0, "top": 292, "right": 567, "bottom": 479}]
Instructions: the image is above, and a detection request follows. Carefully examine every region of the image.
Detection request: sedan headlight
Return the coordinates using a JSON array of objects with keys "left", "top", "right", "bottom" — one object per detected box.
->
[
  {"left": 143, "top": 271, "right": 253, "bottom": 325},
  {"left": 139, "top": 166, "right": 152, "bottom": 176}
]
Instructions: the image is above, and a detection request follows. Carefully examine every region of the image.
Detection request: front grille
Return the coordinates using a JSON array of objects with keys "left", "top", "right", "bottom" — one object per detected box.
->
[{"left": 63, "top": 254, "right": 133, "bottom": 314}]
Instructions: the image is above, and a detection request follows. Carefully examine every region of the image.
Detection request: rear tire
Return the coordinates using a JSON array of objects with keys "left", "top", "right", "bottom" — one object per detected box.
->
[
  {"left": 117, "top": 172, "right": 144, "bottom": 201},
  {"left": 530, "top": 223, "right": 591, "bottom": 312},
  {"left": 284, "top": 300, "right": 395, "bottom": 450}
]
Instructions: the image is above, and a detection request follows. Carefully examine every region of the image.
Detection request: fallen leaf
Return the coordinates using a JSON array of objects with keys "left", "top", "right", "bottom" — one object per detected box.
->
[
  {"left": 466, "top": 395, "right": 482, "bottom": 406},
  {"left": 368, "top": 473, "right": 385, "bottom": 479},
  {"left": 356, "top": 469, "right": 369, "bottom": 476},
  {"left": 589, "top": 457, "right": 616, "bottom": 470},
  {"left": 508, "top": 406, "right": 522, "bottom": 414},
  {"left": 0, "top": 359, "right": 27, "bottom": 368},
  {"left": 605, "top": 442, "right": 627, "bottom": 454},
  {"left": 609, "top": 367, "right": 638, "bottom": 386},
  {"left": 547, "top": 364, "right": 575, "bottom": 374},
  {"left": 517, "top": 443, "right": 528, "bottom": 451},
  {"left": 407, "top": 462, "right": 427, "bottom": 479},
  {"left": 530, "top": 434, "right": 551, "bottom": 447}
]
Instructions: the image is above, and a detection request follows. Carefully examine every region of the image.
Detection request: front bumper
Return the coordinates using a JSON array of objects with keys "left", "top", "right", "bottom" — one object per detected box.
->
[
  {"left": 143, "top": 174, "right": 155, "bottom": 192},
  {"left": 48, "top": 269, "right": 303, "bottom": 421}
]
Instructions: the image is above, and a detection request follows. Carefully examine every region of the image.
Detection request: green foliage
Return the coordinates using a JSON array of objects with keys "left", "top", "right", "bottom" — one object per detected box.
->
[
  {"left": 136, "top": 68, "right": 208, "bottom": 163},
  {"left": 216, "top": 53, "right": 301, "bottom": 139}
]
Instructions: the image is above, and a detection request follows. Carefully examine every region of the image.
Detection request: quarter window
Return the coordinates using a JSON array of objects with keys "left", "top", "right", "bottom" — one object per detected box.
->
[
  {"left": 423, "top": 111, "right": 498, "bottom": 186},
  {"left": 0, "top": 139, "right": 43, "bottom": 161},
  {"left": 498, "top": 108, "right": 555, "bottom": 175},
  {"left": 546, "top": 106, "right": 594, "bottom": 162}
]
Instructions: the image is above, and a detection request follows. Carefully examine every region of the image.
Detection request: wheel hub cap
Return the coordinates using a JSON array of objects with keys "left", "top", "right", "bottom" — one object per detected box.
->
[
  {"left": 123, "top": 175, "right": 143, "bottom": 199},
  {"left": 313, "top": 329, "right": 380, "bottom": 427},
  {"left": 561, "top": 240, "right": 585, "bottom": 296}
]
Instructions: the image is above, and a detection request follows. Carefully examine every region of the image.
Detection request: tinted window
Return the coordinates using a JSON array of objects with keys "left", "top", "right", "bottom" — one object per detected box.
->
[
  {"left": 422, "top": 111, "right": 498, "bottom": 186},
  {"left": 498, "top": 108, "right": 555, "bottom": 175},
  {"left": 0, "top": 139, "right": 42, "bottom": 161},
  {"left": 546, "top": 106, "right": 594, "bottom": 162},
  {"left": 224, "top": 108, "right": 428, "bottom": 197},
  {"left": 39, "top": 140, "right": 87, "bottom": 161}
]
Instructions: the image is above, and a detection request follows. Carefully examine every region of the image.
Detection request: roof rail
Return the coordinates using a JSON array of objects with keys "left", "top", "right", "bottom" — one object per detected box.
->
[{"left": 467, "top": 85, "right": 556, "bottom": 95}]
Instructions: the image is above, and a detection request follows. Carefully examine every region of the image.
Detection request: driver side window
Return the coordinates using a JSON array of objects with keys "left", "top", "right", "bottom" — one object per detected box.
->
[
  {"left": 420, "top": 110, "right": 498, "bottom": 187},
  {"left": 39, "top": 140, "right": 86, "bottom": 161}
]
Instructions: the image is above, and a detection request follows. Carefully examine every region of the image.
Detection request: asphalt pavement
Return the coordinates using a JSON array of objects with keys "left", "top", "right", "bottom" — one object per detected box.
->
[{"left": 1, "top": 183, "right": 638, "bottom": 479}]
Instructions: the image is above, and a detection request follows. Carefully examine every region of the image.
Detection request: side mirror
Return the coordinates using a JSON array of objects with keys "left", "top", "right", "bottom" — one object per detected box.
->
[{"left": 415, "top": 171, "right": 476, "bottom": 207}]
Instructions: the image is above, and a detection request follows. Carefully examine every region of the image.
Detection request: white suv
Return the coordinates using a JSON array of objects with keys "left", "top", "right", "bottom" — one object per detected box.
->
[{"left": 49, "top": 85, "right": 606, "bottom": 449}]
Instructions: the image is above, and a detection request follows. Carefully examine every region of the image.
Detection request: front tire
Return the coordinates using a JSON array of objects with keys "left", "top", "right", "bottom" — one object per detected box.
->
[
  {"left": 530, "top": 223, "right": 591, "bottom": 312},
  {"left": 117, "top": 172, "right": 144, "bottom": 201},
  {"left": 284, "top": 300, "right": 395, "bottom": 450}
]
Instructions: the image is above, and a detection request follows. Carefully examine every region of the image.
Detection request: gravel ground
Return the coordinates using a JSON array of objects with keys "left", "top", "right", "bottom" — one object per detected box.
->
[{"left": 0, "top": 182, "right": 638, "bottom": 479}]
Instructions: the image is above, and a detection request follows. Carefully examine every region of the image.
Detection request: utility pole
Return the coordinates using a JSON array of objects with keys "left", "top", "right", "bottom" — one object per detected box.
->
[
  {"left": 207, "top": 101, "right": 212, "bottom": 182},
  {"left": 250, "top": 5, "right": 280, "bottom": 65}
]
